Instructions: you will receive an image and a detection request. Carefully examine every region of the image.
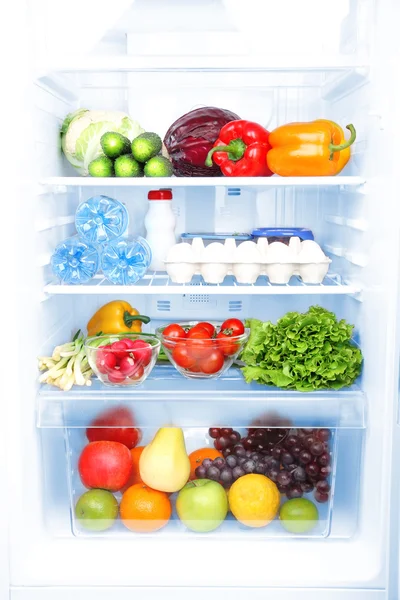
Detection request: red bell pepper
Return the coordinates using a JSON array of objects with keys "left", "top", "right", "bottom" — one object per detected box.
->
[{"left": 205, "top": 120, "right": 273, "bottom": 177}]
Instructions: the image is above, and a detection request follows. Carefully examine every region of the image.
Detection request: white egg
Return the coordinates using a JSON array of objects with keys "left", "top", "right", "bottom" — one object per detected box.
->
[
  {"left": 203, "top": 242, "right": 230, "bottom": 262},
  {"left": 264, "top": 241, "right": 292, "bottom": 263},
  {"left": 234, "top": 241, "right": 262, "bottom": 263},
  {"left": 166, "top": 242, "right": 195, "bottom": 263},
  {"left": 298, "top": 240, "right": 327, "bottom": 263}
]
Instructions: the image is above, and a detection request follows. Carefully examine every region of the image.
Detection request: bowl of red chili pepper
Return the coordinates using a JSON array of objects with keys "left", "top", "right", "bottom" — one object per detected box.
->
[{"left": 156, "top": 319, "right": 249, "bottom": 379}]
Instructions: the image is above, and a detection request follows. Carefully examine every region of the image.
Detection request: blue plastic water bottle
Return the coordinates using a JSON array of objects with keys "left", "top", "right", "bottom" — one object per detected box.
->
[
  {"left": 51, "top": 237, "right": 99, "bottom": 284},
  {"left": 101, "top": 237, "right": 152, "bottom": 285},
  {"left": 75, "top": 195, "right": 129, "bottom": 244}
]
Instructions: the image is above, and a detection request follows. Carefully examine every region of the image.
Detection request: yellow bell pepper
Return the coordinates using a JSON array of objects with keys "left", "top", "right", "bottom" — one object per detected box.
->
[{"left": 87, "top": 301, "right": 150, "bottom": 336}]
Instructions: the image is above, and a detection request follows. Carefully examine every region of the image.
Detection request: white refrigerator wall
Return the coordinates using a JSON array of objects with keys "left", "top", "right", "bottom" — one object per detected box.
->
[{"left": 5, "top": 0, "right": 400, "bottom": 597}]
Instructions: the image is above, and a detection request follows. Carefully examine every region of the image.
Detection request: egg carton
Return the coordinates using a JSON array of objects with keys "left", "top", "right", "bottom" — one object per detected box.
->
[{"left": 165, "top": 237, "right": 332, "bottom": 285}]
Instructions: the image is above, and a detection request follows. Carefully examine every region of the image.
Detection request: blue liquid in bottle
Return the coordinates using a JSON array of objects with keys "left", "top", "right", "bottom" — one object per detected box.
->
[
  {"left": 51, "top": 237, "right": 99, "bottom": 284},
  {"left": 101, "top": 237, "right": 152, "bottom": 285},
  {"left": 75, "top": 195, "right": 129, "bottom": 244}
]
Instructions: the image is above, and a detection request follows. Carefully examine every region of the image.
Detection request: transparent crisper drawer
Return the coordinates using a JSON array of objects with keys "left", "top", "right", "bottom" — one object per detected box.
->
[{"left": 37, "top": 367, "right": 365, "bottom": 541}]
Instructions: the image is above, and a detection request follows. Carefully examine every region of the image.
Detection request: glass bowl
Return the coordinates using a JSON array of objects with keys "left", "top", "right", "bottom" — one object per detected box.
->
[
  {"left": 155, "top": 322, "right": 249, "bottom": 379},
  {"left": 85, "top": 333, "right": 160, "bottom": 387}
]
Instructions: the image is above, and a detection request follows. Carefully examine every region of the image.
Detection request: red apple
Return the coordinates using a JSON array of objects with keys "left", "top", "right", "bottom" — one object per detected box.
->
[
  {"left": 78, "top": 441, "right": 133, "bottom": 492},
  {"left": 86, "top": 407, "right": 142, "bottom": 449}
]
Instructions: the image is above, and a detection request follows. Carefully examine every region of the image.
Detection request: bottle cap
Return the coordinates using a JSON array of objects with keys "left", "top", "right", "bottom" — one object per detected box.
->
[{"left": 148, "top": 190, "right": 173, "bottom": 200}]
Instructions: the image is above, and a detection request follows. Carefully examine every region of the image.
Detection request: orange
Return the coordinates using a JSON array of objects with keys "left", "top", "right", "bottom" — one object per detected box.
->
[
  {"left": 188, "top": 447, "right": 223, "bottom": 480},
  {"left": 120, "top": 483, "right": 172, "bottom": 533},
  {"left": 228, "top": 474, "right": 280, "bottom": 528},
  {"left": 127, "top": 446, "right": 145, "bottom": 487}
]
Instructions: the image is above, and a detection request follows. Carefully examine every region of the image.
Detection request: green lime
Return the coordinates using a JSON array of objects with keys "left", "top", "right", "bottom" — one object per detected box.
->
[
  {"left": 114, "top": 155, "right": 143, "bottom": 177},
  {"left": 75, "top": 489, "right": 118, "bottom": 531},
  {"left": 144, "top": 155, "right": 173, "bottom": 177},
  {"left": 88, "top": 155, "right": 114, "bottom": 177},
  {"left": 101, "top": 132, "right": 131, "bottom": 159},
  {"left": 279, "top": 498, "right": 319, "bottom": 534}
]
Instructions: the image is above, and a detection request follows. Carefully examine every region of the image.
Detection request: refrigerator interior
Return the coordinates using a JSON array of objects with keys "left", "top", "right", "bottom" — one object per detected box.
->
[{"left": 8, "top": 0, "right": 400, "bottom": 594}]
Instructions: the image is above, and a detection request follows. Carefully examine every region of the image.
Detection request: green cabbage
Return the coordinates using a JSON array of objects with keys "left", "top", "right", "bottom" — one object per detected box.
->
[
  {"left": 241, "top": 306, "right": 363, "bottom": 392},
  {"left": 60, "top": 109, "right": 144, "bottom": 175}
]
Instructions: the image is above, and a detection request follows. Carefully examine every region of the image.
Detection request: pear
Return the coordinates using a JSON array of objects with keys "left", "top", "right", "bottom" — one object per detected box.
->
[{"left": 139, "top": 427, "right": 190, "bottom": 493}]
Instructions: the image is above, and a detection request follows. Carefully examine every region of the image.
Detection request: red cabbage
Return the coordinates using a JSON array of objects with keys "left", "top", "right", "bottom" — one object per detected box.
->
[{"left": 163, "top": 107, "right": 240, "bottom": 177}]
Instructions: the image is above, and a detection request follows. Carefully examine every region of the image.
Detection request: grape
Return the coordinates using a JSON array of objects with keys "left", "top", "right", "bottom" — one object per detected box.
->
[
  {"left": 303, "top": 435, "right": 315, "bottom": 449},
  {"left": 318, "top": 452, "right": 330, "bottom": 467},
  {"left": 309, "top": 441, "right": 324, "bottom": 457},
  {"left": 250, "top": 452, "right": 261, "bottom": 461},
  {"left": 237, "top": 457, "right": 247, "bottom": 466},
  {"left": 323, "top": 442, "right": 330, "bottom": 452},
  {"left": 223, "top": 447, "right": 233, "bottom": 457},
  {"left": 254, "top": 429, "right": 268, "bottom": 443},
  {"left": 229, "top": 431, "right": 241, "bottom": 445},
  {"left": 297, "top": 430, "right": 307, "bottom": 441},
  {"left": 255, "top": 463, "right": 266, "bottom": 474},
  {"left": 207, "top": 466, "right": 220, "bottom": 481},
  {"left": 242, "top": 437, "right": 256, "bottom": 450},
  {"left": 277, "top": 471, "right": 291, "bottom": 487},
  {"left": 293, "top": 466, "right": 307, "bottom": 482},
  {"left": 316, "top": 429, "right": 331, "bottom": 442},
  {"left": 243, "top": 459, "right": 256, "bottom": 474},
  {"left": 202, "top": 458, "right": 213, "bottom": 469},
  {"left": 301, "top": 428, "right": 314, "bottom": 434},
  {"left": 320, "top": 466, "right": 332, "bottom": 479},
  {"left": 306, "top": 463, "right": 320, "bottom": 478},
  {"left": 226, "top": 455, "right": 237, "bottom": 468},
  {"left": 213, "top": 457, "right": 225, "bottom": 469},
  {"left": 220, "top": 468, "right": 233, "bottom": 486},
  {"left": 314, "top": 490, "right": 329, "bottom": 503},
  {"left": 286, "top": 463, "right": 298, "bottom": 472},
  {"left": 292, "top": 445, "right": 302, "bottom": 458},
  {"left": 268, "top": 468, "right": 279, "bottom": 482},
  {"left": 316, "top": 480, "right": 331, "bottom": 493},
  {"left": 233, "top": 444, "right": 246, "bottom": 457},
  {"left": 221, "top": 428, "right": 233, "bottom": 436},
  {"left": 272, "top": 446, "right": 283, "bottom": 460},
  {"left": 232, "top": 466, "right": 245, "bottom": 480},
  {"left": 285, "top": 434, "right": 299, "bottom": 449},
  {"left": 195, "top": 465, "right": 207, "bottom": 478},
  {"left": 265, "top": 441, "right": 275, "bottom": 453},
  {"left": 281, "top": 452, "right": 294, "bottom": 466},
  {"left": 301, "top": 481, "right": 314, "bottom": 493},
  {"left": 277, "top": 484, "right": 289, "bottom": 494},
  {"left": 287, "top": 484, "right": 303, "bottom": 499},
  {"left": 248, "top": 428, "right": 257, "bottom": 437},
  {"left": 214, "top": 436, "right": 230, "bottom": 451},
  {"left": 209, "top": 427, "right": 220, "bottom": 439},
  {"left": 299, "top": 450, "right": 312, "bottom": 465}
]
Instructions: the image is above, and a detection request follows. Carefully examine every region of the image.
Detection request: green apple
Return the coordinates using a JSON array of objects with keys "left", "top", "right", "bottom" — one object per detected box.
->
[
  {"left": 176, "top": 479, "right": 228, "bottom": 533},
  {"left": 75, "top": 489, "right": 118, "bottom": 532},
  {"left": 279, "top": 498, "right": 319, "bottom": 534}
]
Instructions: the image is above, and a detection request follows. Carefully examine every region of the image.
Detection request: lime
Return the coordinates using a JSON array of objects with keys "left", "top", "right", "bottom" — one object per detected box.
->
[
  {"left": 144, "top": 156, "right": 173, "bottom": 177},
  {"left": 75, "top": 489, "right": 118, "bottom": 531},
  {"left": 101, "top": 132, "right": 131, "bottom": 159},
  {"left": 279, "top": 498, "right": 319, "bottom": 534},
  {"left": 88, "top": 155, "right": 114, "bottom": 177},
  {"left": 131, "top": 132, "right": 162, "bottom": 163},
  {"left": 114, "top": 155, "right": 143, "bottom": 177}
]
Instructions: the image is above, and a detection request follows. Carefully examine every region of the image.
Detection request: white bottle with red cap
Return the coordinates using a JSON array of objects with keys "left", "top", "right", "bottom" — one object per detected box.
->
[{"left": 144, "top": 189, "right": 177, "bottom": 271}]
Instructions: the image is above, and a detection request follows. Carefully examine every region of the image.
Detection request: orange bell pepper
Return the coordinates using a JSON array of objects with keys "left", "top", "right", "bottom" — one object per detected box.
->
[{"left": 267, "top": 120, "right": 356, "bottom": 177}]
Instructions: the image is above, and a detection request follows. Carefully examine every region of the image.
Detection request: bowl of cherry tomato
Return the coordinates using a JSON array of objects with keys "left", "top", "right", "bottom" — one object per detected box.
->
[
  {"left": 155, "top": 319, "right": 249, "bottom": 379},
  {"left": 85, "top": 333, "right": 160, "bottom": 387}
]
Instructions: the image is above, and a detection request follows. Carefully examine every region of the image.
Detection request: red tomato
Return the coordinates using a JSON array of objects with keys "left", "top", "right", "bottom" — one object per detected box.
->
[
  {"left": 198, "top": 349, "right": 225, "bottom": 374},
  {"left": 220, "top": 318, "right": 245, "bottom": 336},
  {"left": 86, "top": 407, "right": 142, "bottom": 449},
  {"left": 216, "top": 331, "right": 239, "bottom": 357},
  {"left": 172, "top": 343, "right": 197, "bottom": 370},
  {"left": 186, "top": 327, "right": 213, "bottom": 359},
  {"left": 78, "top": 441, "right": 133, "bottom": 491},
  {"left": 191, "top": 322, "right": 215, "bottom": 337},
  {"left": 163, "top": 323, "right": 187, "bottom": 349},
  {"left": 130, "top": 340, "right": 152, "bottom": 366}
]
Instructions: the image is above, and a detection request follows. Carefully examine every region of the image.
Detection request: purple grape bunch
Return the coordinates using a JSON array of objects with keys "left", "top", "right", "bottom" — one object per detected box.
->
[{"left": 194, "top": 427, "right": 332, "bottom": 503}]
